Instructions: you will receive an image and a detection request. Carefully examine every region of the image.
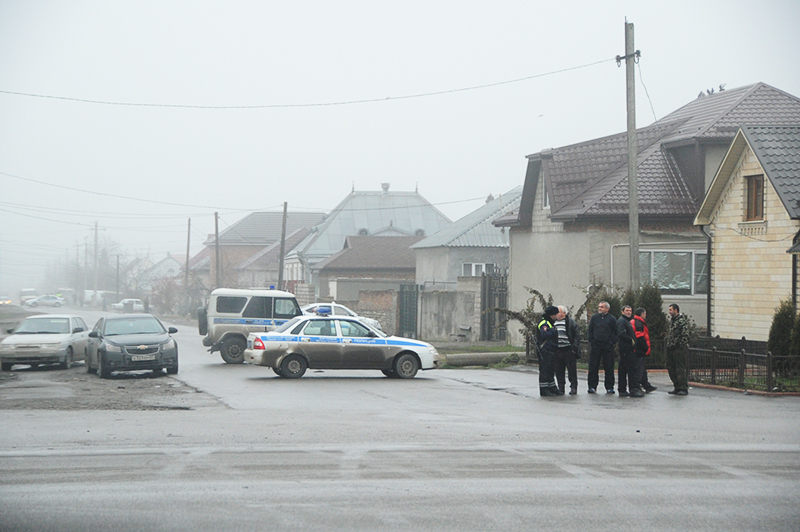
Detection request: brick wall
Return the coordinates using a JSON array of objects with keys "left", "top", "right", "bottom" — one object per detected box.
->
[
  {"left": 358, "top": 290, "right": 398, "bottom": 336},
  {"left": 708, "top": 148, "right": 799, "bottom": 341}
]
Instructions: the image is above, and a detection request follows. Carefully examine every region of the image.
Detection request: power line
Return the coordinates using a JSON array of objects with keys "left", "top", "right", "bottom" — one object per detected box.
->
[{"left": 0, "top": 58, "right": 616, "bottom": 110}]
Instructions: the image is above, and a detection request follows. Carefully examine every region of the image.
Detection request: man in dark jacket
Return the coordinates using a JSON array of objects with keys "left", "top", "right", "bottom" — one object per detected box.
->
[
  {"left": 666, "top": 303, "right": 690, "bottom": 395},
  {"left": 536, "top": 306, "right": 561, "bottom": 397},
  {"left": 587, "top": 301, "right": 618, "bottom": 393},
  {"left": 554, "top": 305, "right": 581, "bottom": 395},
  {"left": 616, "top": 305, "right": 638, "bottom": 397}
]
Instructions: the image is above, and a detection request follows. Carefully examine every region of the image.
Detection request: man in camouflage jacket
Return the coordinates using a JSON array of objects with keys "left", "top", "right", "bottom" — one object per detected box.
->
[{"left": 665, "top": 303, "right": 690, "bottom": 395}]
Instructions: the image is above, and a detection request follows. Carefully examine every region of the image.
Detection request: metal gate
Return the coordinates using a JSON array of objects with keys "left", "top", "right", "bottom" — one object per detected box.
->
[
  {"left": 480, "top": 272, "right": 508, "bottom": 341},
  {"left": 398, "top": 284, "right": 419, "bottom": 338}
]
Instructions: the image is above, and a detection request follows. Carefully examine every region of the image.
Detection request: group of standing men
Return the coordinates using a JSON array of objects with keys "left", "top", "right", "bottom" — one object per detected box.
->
[{"left": 535, "top": 301, "right": 691, "bottom": 397}]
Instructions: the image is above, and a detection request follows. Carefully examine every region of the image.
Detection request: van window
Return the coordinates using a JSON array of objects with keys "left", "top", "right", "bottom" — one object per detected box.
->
[
  {"left": 216, "top": 296, "right": 247, "bottom": 314},
  {"left": 243, "top": 296, "right": 272, "bottom": 318},
  {"left": 274, "top": 298, "right": 301, "bottom": 320}
]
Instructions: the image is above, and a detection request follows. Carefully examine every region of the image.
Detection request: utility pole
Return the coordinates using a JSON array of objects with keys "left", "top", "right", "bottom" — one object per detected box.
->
[
  {"left": 277, "top": 202, "right": 288, "bottom": 290},
  {"left": 214, "top": 212, "right": 221, "bottom": 288},
  {"left": 618, "top": 20, "right": 640, "bottom": 289},
  {"left": 185, "top": 218, "right": 191, "bottom": 298},
  {"left": 116, "top": 255, "right": 120, "bottom": 302},
  {"left": 93, "top": 222, "right": 99, "bottom": 306}
]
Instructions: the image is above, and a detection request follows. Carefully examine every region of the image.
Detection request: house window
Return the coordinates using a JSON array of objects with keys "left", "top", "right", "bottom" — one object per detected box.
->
[
  {"left": 638, "top": 251, "right": 707, "bottom": 295},
  {"left": 745, "top": 175, "right": 764, "bottom": 221},
  {"left": 542, "top": 178, "right": 550, "bottom": 209},
  {"left": 462, "top": 262, "right": 495, "bottom": 276}
]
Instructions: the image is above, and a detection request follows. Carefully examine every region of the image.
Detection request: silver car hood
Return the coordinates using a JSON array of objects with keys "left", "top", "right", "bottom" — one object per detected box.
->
[{"left": 1, "top": 333, "right": 73, "bottom": 345}]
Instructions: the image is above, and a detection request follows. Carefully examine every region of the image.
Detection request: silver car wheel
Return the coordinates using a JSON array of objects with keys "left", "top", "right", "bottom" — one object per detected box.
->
[{"left": 394, "top": 353, "right": 419, "bottom": 379}]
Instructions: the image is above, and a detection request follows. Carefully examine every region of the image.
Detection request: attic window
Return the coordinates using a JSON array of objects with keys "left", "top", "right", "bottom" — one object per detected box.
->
[
  {"left": 745, "top": 175, "right": 764, "bottom": 221},
  {"left": 357, "top": 228, "right": 369, "bottom": 236},
  {"left": 542, "top": 177, "right": 550, "bottom": 209}
]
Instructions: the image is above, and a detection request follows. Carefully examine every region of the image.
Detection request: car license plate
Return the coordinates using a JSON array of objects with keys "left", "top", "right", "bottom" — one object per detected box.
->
[{"left": 131, "top": 354, "right": 156, "bottom": 361}]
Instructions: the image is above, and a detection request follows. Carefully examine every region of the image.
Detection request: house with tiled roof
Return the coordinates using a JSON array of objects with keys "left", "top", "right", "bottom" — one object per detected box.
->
[
  {"left": 495, "top": 83, "right": 800, "bottom": 345},
  {"left": 283, "top": 183, "right": 451, "bottom": 300},
  {"left": 412, "top": 186, "right": 522, "bottom": 290},
  {"left": 694, "top": 125, "right": 800, "bottom": 341},
  {"left": 192, "top": 210, "right": 325, "bottom": 290}
]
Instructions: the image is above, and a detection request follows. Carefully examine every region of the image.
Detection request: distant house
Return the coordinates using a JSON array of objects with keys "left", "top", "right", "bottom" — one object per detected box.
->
[
  {"left": 694, "top": 125, "right": 800, "bottom": 341},
  {"left": 192, "top": 210, "right": 325, "bottom": 291},
  {"left": 140, "top": 253, "right": 185, "bottom": 292},
  {"left": 494, "top": 83, "right": 800, "bottom": 345},
  {"left": 412, "top": 186, "right": 522, "bottom": 290},
  {"left": 283, "top": 183, "right": 451, "bottom": 300}
]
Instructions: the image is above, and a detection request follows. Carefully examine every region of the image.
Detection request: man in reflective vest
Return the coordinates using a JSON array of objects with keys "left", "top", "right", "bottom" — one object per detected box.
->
[{"left": 537, "top": 306, "right": 561, "bottom": 397}]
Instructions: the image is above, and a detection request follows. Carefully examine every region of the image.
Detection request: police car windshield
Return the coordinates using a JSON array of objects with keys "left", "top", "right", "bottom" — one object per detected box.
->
[{"left": 274, "top": 317, "right": 303, "bottom": 333}]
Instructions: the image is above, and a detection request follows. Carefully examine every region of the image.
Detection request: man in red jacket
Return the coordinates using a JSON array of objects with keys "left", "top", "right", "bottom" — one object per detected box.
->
[{"left": 630, "top": 307, "right": 651, "bottom": 398}]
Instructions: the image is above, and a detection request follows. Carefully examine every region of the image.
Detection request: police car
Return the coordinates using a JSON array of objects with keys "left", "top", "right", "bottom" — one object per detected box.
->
[{"left": 244, "top": 315, "right": 440, "bottom": 379}]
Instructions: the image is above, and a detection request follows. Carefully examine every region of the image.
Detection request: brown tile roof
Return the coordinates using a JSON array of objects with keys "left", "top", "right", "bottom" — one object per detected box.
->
[{"left": 314, "top": 236, "right": 423, "bottom": 272}]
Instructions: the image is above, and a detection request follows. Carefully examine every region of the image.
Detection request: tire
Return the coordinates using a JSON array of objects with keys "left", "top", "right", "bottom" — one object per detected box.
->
[
  {"left": 381, "top": 369, "right": 396, "bottom": 378},
  {"left": 272, "top": 367, "right": 284, "bottom": 377},
  {"left": 1, "top": 362, "right": 12, "bottom": 372},
  {"left": 393, "top": 353, "right": 420, "bottom": 379},
  {"left": 220, "top": 337, "right": 246, "bottom": 364},
  {"left": 197, "top": 307, "right": 208, "bottom": 336},
  {"left": 280, "top": 354, "right": 307, "bottom": 379},
  {"left": 60, "top": 347, "right": 73, "bottom": 370},
  {"left": 97, "top": 354, "right": 111, "bottom": 379},
  {"left": 167, "top": 361, "right": 179, "bottom": 375}
]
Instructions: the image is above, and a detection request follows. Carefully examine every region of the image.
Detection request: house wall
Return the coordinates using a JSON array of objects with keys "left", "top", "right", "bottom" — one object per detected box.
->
[
  {"left": 357, "top": 290, "right": 398, "bottom": 336},
  {"left": 415, "top": 246, "right": 509, "bottom": 291},
  {"left": 708, "top": 148, "right": 799, "bottom": 341},
  {"left": 506, "top": 170, "right": 708, "bottom": 346}
]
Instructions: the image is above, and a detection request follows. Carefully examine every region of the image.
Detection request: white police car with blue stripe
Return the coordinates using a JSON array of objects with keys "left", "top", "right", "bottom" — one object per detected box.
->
[{"left": 244, "top": 315, "right": 440, "bottom": 379}]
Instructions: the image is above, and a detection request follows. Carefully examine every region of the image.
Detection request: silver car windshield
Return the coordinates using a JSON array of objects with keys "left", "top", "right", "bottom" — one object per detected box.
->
[{"left": 15, "top": 318, "right": 70, "bottom": 334}]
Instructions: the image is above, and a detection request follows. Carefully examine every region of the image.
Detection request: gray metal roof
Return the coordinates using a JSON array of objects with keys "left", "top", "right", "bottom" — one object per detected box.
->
[
  {"left": 204, "top": 211, "right": 326, "bottom": 246},
  {"left": 287, "top": 187, "right": 451, "bottom": 261},
  {"left": 412, "top": 187, "right": 522, "bottom": 248}
]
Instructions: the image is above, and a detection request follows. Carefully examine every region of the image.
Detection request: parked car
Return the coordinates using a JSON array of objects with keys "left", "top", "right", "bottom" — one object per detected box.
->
[
  {"left": 0, "top": 315, "right": 90, "bottom": 371},
  {"left": 110, "top": 298, "right": 145, "bottom": 313},
  {"left": 301, "top": 302, "right": 383, "bottom": 331},
  {"left": 0, "top": 295, "right": 11, "bottom": 305},
  {"left": 244, "top": 315, "right": 439, "bottom": 379},
  {"left": 23, "top": 294, "right": 66, "bottom": 307},
  {"left": 86, "top": 314, "right": 178, "bottom": 378}
]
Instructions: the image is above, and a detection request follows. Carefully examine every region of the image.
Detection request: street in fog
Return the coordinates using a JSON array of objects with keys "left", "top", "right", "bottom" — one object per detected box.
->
[{"left": 0, "top": 307, "right": 798, "bottom": 531}]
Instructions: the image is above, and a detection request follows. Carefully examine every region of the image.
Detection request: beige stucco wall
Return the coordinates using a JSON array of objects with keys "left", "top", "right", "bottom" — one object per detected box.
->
[{"left": 707, "top": 147, "right": 799, "bottom": 341}]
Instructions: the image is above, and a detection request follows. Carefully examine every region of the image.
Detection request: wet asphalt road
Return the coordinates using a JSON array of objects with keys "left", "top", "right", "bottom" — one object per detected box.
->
[{"left": 1, "top": 307, "right": 799, "bottom": 531}]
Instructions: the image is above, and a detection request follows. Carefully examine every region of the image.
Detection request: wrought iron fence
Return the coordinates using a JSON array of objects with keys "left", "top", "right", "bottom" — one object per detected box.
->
[{"left": 687, "top": 347, "right": 800, "bottom": 392}]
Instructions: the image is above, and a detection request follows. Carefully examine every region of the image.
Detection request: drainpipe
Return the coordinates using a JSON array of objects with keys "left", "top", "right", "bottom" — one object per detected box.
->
[
  {"left": 793, "top": 229, "right": 800, "bottom": 313},
  {"left": 699, "top": 225, "right": 712, "bottom": 337}
]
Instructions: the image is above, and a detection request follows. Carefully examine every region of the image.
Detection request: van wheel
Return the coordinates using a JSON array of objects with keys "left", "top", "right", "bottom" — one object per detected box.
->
[
  {"left": 197, "top": 307, "right": 208, "bottom": 336},
  {"left": 220, "top": 337, "right": 246, "bottom": 364}
]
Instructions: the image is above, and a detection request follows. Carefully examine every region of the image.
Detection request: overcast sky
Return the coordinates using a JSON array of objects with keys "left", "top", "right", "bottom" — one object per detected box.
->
[{"left": 1, "top": 0, "right": 799, "bottom": 296}]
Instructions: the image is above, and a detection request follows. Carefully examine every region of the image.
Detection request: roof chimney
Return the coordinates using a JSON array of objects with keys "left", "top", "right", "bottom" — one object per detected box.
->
[{"left": 381, "top": 182, "right": 390, "bottom": 193}]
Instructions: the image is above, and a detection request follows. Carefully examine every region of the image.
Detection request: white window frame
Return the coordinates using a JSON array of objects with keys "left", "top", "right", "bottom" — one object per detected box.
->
[
  {"left": 462, "top": 262, "right": 496, "bottom": 277},
  {"left": 638, "top": 250, "right": 708, "bottom": 296}
]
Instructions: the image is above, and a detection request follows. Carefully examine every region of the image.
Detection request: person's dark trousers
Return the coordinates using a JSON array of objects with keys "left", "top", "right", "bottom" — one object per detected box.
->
[
  {"left": 539, "top": 350, "right": 558, "bottom": 394},
  {"left": 588, "top": 344, "right": 616, "bottom": 391},
  {"left": 639, "top": 359, "right": 653, "bottom": 390},
  {"left": 618, "top": 350, "right": 630, "bottom": 393},
  {"left": 619, "top": 351, "right": 641, "bottom": 392},
  {"left": 666, "top": 346, "right": 689, "bottom": 391},
  {"left": 555, "top": 347, "right": 577, "bottom": 392}
]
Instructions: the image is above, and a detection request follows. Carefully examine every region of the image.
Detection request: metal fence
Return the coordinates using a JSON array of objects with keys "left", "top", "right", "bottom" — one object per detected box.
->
[{"left": 687, "top": 347, "right": 800, "bottom": 392}]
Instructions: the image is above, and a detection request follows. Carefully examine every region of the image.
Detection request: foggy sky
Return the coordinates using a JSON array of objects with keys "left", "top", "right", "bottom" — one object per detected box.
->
[{"left": 1, "top": 0, "right": 799, "bottom": 295}]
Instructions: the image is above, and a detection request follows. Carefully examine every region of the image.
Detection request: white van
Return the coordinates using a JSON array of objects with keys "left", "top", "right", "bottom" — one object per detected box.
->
[{"left": 198, "top": 288, "right": 302, "bottom": 364}]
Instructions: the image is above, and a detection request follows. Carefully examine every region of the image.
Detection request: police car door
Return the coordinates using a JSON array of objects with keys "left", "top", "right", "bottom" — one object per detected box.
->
[
  {"left": 337, "top": 319, "right": 386, "bottom": 369},
  {"left": 241, "top": 296, "right": 273, "bottom": 334},
  {"left": 297, "top": 319, "right": 342, "bottom": 369}
]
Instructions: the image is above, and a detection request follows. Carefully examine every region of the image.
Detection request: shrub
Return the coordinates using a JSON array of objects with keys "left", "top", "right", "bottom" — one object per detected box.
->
[
  {"left": 792, "top": 310, "right": 800, "bottom": 358},
  {"left": 636, "top": 282, "right": 668, "bottom": 341},
  {"left": 768, "top": 299, "right": 796, "bottom": 358}
]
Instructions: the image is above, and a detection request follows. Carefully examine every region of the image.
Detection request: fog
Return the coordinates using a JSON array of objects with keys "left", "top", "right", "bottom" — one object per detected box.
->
[{"left": 1, "top": 0, "right": 798, "bottom": 296}]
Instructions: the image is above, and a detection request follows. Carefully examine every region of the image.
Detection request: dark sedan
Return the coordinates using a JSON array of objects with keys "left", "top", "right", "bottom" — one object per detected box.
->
[{"left": 86, "top": 314, "right": 178, "bottom": 378}]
